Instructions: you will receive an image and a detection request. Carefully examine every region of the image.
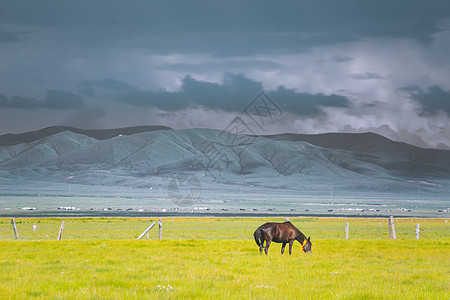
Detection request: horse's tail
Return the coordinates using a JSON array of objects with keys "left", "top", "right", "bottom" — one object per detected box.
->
[{"left": 254, "top": 227, "right": 262, "bottom": 247}]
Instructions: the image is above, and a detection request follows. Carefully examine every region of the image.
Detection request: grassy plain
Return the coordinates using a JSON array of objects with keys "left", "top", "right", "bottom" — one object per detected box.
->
[
  {"left": 1, "top": 216, "right": 447, "bottom": 240},
  {"left": 0, "top": 217, "right": 449, "bottom": 299}
]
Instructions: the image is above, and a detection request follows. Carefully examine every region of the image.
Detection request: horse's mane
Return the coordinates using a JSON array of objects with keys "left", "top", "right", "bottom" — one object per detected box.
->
[{"left": 284, "top": 221, "right": 306, "bottom": 241}]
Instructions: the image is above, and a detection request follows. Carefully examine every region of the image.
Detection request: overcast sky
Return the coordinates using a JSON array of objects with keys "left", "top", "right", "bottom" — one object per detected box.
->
[{"left": 1, "top": 0, "right": 450, "bottom": 149}]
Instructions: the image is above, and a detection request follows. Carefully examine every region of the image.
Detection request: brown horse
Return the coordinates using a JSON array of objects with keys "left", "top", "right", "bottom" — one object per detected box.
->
[{"left": 254, "top": 221, "right": 311, "bottom": 255}]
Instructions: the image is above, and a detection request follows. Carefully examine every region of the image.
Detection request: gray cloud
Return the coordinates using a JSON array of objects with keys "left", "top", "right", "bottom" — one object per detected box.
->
[
  {"left": 77, "top": 79, "right": 136, "bottom": 98},
  {"left": 0, "top": 28, "right": 21, "bottom": 42},
  {"left": 43, "top": 90, "right": 85, "bottom": 109},
  {"left": 329, "top": 56, "right": 354, "bottom": 63},
  {"left": 118, "top": 73, "right": 261, "bottom": 111},
  {"left": 0, "top": 93, "right": 8, "bottom": 106},
  {"left": 1, "top": 1, "right": 448, "bottom": 57},
  {"left": 272, "top": 86, "right": 351, "bottom": 117},
  {"left": 0, "top": 90, "right": 85, "bottom": 110},
  {"left": 118, "top": 89, "right": 186, "bottom": 112},
  {"left": 156, "top": 59, "right": 284, "bottom": 73},
  {"left": 118, "top": 73, "right": 351, "bottom": 117},
  {"left": 0, "top": 1, "right": 449, "bottom": 149},
  {"left": 351, "top": 72, "right": 384, "bottom": 80},
  {"left": 7, "top": 96, "right": 41, "bottom": 109},
  {"left": 404, "top": 85, "right": 450, "bottom": 117},
  {"left": 62, "top": 106, "right": 106, "bottom": 129}
]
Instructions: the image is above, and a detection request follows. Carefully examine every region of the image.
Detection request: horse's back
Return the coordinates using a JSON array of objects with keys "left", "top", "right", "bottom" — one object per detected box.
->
[
  {"left": 257, "top": 222, "right": 298, "bottom": 242},
  {"left": 256, "top": 222, "right": 277, "bottom": 238},
  {"left": 257, "top": 222, "right": 294, "bottom": 231}
]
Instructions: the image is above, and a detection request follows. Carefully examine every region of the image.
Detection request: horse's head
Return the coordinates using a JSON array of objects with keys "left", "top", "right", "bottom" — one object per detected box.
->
[{"left": 302, "top": 237, "right": 312, "bottom": 253}]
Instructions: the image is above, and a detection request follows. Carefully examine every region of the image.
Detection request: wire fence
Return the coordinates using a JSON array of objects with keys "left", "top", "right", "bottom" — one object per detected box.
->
[{"left": 0, "top": 217, "right": 448, "bottom": 241}]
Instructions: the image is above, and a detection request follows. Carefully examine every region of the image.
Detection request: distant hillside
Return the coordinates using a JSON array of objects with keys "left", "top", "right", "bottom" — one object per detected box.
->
[
  {"left": 0, "top": 125, "right": 172, "bottom": 146},
  {"left": 263, "top": 132, "right": 450, "bottom": 168},
  {"left": 0, "top": 127, "right": 449, "bottom": 193}
]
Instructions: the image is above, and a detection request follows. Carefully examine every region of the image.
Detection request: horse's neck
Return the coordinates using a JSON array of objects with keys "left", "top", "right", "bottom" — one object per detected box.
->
[{"left": 296, "top": 230, "right": 306, "bottom": 242}]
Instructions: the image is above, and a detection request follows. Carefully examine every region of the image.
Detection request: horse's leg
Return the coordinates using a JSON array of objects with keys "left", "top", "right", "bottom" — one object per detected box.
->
[
  {"left": 281, "top": 242, "right": 287, "bottom": 255},
  {"left": 259, "top": 239, "right": 264, "bottom": 253},
  {"left": 264, "top": 239, "right": 271, "bottom": 255},
  {"left": 288, "top": 240, "right": 294, "bottom": 255}
]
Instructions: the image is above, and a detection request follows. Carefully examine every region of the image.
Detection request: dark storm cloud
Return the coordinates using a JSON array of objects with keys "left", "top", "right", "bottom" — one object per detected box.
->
[
  {"left": 138, "top": 31, "right": 358, "bottom": 57},
  {"left": 118, "top": 73, "right": 351, "bottom": 117},
  {"left": 43, "top": 90, "right": 85, "bottom": 109},
  {"left": 6, "top": 96, "right": 41, "bottom": 109},
  {"left": 183, "top": 74, "right": 263, "bottom": 111},
  {"left": 119, "top": 73, "right": 261, "bottom": 112},
  {"left": 351, "top": 73, "right": 384, "bottom": 80},
  {"left": 0, "top": 28, "right": 21, "bottom": 42},
  {"left": 1, "top": 1, "right": 449, "bottom": 56},
  {"left": 0, "top": 90, "right": 85, "bottom": 109},
  {"left": 329, "top": 56, "right": 354, "bottom": 63},
  {"left": 156, "top": 59, "right": 284, "bottom": 72},
  {"left": 271, "top": 86, "right": 351, "bottom": 117},
  {"left": 362, "top": 101, "right": 386, "bottom": 109},
  {"left": 77, "top": 79, "right": 136, "bottom": 97},
  {"left": 116, "top": 0, "right": 449, "bottom": 57},
  {"left": 404, "top": 85, "right": 450, "bottom": 117},
  {"left": 0, "top": 94, "right": 8, "bottom": 106},
  {"left": 1, "top": 0, "right": 449, "bottom": 149}
]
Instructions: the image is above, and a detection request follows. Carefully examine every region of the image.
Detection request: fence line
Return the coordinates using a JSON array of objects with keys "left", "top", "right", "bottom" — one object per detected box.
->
[
  {"left": 137, "top": 222, "right": 156, "bottom": 239},
  {"left": 57, "top": 221, "right": 65, "bottom": 241},
  {"left": 389, "top": 216, "right": 396, "bottom": 239},
  {"left": 0, "top": 217, "right": 448, "bottom": 241},
  {"left": 11, "top": 218, "right": 19, "bottom": 239}
]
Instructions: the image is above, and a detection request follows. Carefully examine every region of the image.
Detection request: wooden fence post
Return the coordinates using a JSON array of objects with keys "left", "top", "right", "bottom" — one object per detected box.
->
[
  {"left": 415, "top": 223, "right": 420, "bottom": 239},
  {"left": 389, "top": 216, "right": 396, "bottom": 239},
  {"left": 158, "top": 218, "right": 162, "bottom": 240},
  {"left": 57, "top": 221, "right": 65, "bottom": 241},
  {"left": 345, "top": 222, "right": 349, "bottom": 239},
  {"left": 11, "top": 218, "right": 19, "bottom": 239}
]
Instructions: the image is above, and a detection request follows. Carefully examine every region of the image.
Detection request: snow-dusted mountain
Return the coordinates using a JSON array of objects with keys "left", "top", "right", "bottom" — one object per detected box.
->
[{"left": 0, "top": 126, "right": 449, "bottom": 194}]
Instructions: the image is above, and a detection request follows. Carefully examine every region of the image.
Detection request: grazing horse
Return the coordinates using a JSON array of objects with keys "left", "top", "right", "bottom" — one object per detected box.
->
[{"left": 254, "top": 221, "right": 311, "bottom": 255}]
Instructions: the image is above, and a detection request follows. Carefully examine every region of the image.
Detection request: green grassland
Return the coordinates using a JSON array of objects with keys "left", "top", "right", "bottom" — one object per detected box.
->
[
  {"left": 1, "top": 217, "right": 448, "bottom": 240},
  {"left": 0, "top": 217, "right": 449, "bottom": 299}
]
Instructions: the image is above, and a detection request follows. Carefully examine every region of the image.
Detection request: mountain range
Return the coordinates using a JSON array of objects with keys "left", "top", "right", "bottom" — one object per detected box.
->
[{"left": 0, "top": 126, "right": 449, "bottom": 194}]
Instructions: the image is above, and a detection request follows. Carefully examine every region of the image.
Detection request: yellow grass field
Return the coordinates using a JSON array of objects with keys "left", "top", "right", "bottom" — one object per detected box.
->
[{"left": 0, "top": 217, "right": 448, "bottom": 299}]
